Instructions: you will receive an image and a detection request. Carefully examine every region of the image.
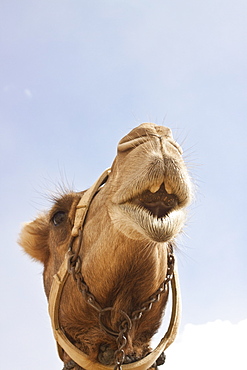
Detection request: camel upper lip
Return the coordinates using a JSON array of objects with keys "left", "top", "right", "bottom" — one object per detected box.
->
[
  {"left": 129, "top": 184, "right": 179, "bottom": 219},
  {"left": 113, "top": 173, "right": 192, "bottom": 212}
]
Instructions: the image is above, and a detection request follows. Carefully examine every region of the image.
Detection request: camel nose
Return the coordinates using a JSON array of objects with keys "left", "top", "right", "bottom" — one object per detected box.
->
[{"left": 117, "top": 123, "right": 173, "bottom": 152}]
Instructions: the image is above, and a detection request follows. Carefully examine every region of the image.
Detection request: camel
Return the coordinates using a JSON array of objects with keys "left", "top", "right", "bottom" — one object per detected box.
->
[{"left": 19, "top": 123, "right": 192, "bottom": 370}]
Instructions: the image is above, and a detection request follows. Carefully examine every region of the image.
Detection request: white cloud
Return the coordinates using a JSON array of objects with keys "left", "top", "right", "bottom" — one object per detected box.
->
[
  {"left": 160, "top": 319, "right": 247, "bottom": 369},
  {"left": 24, "top": 88, "right": 33, "bottom": 98}
]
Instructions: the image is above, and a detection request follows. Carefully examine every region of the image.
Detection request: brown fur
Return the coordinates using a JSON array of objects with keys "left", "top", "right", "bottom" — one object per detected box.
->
[{"left": 19, "top": 123, "right": 192, "bottom": 365}]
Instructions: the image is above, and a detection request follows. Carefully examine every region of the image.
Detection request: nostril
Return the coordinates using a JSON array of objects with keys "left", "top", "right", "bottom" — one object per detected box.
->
[
  {"left": 168, "top": 140, "right": 183, "bottom": 155},
  {"left": 117, "top": 136, "right": 149, "bottom": 152},
  {"left": 155, "top": 125, "right": 173, "bottom": 138}
]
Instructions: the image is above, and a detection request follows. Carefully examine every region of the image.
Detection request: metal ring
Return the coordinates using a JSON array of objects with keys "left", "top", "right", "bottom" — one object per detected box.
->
[{"left": 99, "top": 308, "right": 132, "bottom": 337}]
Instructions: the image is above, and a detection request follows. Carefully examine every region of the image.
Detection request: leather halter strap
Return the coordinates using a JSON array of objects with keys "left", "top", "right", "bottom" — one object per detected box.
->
[{"left": 48, "top": 168, "right": 181, "bottom": 370}]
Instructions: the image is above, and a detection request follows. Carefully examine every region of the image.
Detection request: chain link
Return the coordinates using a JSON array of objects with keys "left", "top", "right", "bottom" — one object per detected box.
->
[
  {"left": 62, "top": 359, "right": 82, "bottom": 370},
  {"left": 131, "top": 253, "right": 174, "bottom": 322},
  {"left": 67, "top": 245, "right": 174, "bottom": 370},
  {"left": 113, "top": 315, "right": 133, "bottom": 369}
]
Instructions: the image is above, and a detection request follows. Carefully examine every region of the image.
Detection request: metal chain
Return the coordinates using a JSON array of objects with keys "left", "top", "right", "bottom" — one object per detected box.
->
[
  {"left": 66, "top": 246, "right": 175, "bottom": 370},
  {"left": 67, "top": 251, "right": 102, "bottom": 313},
  {"left": 131, "top": 253, "right": 174, "bottom": 321},
  {"left": 62, "top": 360, "right": 82, "bottom": 370},
  {"left": 113, "top": 315, "right": 132, "bottom": 369}
]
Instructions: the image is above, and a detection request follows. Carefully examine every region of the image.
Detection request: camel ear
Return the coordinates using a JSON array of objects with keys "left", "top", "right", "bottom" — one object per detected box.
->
[{"left": 19, "top": 215, "right": 50, "bottom": 264}]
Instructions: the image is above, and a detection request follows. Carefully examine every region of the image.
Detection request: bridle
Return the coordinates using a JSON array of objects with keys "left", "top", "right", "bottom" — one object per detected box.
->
[{"left": 48, "top": 168, "right": 181, "bottom": 370}]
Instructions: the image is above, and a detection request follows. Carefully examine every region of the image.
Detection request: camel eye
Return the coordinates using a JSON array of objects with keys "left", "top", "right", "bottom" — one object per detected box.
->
[{"left": 52, "top": 211, "right": 66, "bottom": 226}]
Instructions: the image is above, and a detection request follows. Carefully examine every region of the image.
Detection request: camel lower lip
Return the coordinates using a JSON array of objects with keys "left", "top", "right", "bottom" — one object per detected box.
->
[{"left": 118, "top": 203, "right": 185, "bottom": 242}]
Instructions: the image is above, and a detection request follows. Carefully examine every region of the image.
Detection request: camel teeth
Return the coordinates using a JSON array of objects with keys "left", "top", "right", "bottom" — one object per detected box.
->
[
  {"left": 164, "top": 182, "right": 173, "bottom": 194},
  {"left": 150, "top": 184, "right": 161, "bottom": 193}
]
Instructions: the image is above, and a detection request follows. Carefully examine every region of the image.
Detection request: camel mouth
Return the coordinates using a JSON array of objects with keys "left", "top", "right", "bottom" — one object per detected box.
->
[
  {"left": 130, "top": 184, "right": 179, "bottom": 219},
  {"left": 114, "top": 183, "right": 186, "bottom": 242},
  {"left": 112, "top": 171, "right": 191, "bottom": 213}
]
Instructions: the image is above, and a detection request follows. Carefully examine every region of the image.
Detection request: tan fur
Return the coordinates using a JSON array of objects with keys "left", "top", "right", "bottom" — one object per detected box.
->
[
  {"left": 19, "top": 216, "right": 50, "bottom": 263},
  {"left": 19, "top": 123, "right": 192, "bottom": 366}
]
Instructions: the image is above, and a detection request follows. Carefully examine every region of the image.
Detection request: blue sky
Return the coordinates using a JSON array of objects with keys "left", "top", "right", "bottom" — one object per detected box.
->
[{"left": 1, "top": 1, "right": 247, "bottom": 369}]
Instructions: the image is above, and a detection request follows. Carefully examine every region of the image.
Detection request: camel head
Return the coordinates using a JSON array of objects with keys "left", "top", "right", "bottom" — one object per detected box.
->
[{"left": 19, "top": 123, "right": 192, "bottom": 369}]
